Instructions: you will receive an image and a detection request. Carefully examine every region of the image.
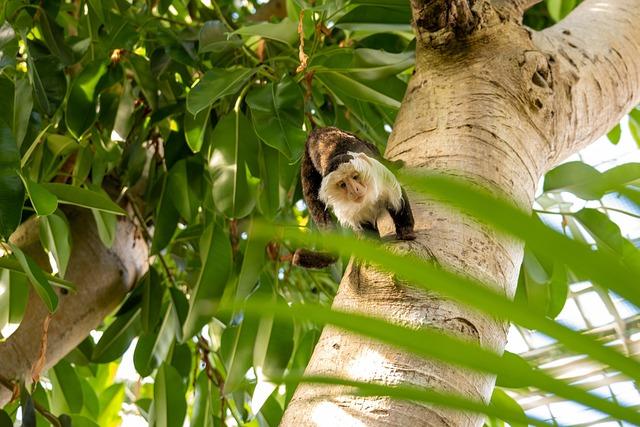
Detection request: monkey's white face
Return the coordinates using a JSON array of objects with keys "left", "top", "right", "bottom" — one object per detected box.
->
[{"left": 320, "top": 163, "right": 370, "bottom": 205}]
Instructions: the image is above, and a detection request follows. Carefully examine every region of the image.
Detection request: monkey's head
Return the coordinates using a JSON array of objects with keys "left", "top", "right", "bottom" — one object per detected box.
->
[{"left": 319, "top": 152, "right": 381, "bottom": 209}]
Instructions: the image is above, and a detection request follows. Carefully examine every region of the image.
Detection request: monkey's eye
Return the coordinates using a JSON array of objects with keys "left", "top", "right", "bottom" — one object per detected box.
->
[
  {"left": 339, "top": 182, "right": 346, "bottom": 189},
  {"left": 352, "top": 174, "right": 359, "bottom": 181}
]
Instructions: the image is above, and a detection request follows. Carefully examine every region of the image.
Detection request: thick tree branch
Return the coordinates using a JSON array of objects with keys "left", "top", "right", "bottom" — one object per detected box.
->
[
  {"left": 533, "top": 0, "right": 640, "bottom": 166},
  {"left": 0, "top": 209, "right": 147, "bottom": 407}
]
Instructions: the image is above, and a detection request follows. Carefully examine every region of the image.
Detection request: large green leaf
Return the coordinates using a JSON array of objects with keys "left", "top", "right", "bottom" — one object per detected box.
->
[
  {"left": 127, "top": 54, "right": 158, "bottom": 110},
  {"left": 10, "top": 243, "right": 58, "bottom": 312},
  {"left": 150, "top": 174, "right": 180, "bottom": 254},
  {"left": 49, "top": 360, "right": 83, "bottom": 414},
  {"left": 22, "top": 176, "right": 57, "bottom": 216},
  {"left": 152, "top": 364, "right": 186, "bottom": 427},
  {"left": 40, "top": 183, "right": 126, "bottom": 215},
  {"left": 246, "top": 77, "right": 306, "bottom": 160},
  {"left": 182, "top": 223, "right": 232, "bottom": 340},
  {"left": 134, "top": 303, "right": 178, "bottom": 377},
  {"left": 335, "top": 5, "right": 412, "bottom": 32},
  {"left": 233, "top": 18, "right": 298, "bottom": 45},
  {"left": 543, "top": 161, "right": 640, "bottom": 200},
  {"left": 546, "top": 0, "right": 576, "bottom": 21},
  {"left": 198, "top": 20, "right": 242, "bottom": 54},
  {"left": 186, "top": 67, "right": 254, "bottom": 115},
  {"left": 184, "top": 107, "right": 211, "bottom": 153},
  {"left": 311, "top": 48, "right": 414, "bottom": 81},
  {"left": 316, "top": 72, "right": 402, "bottom": 109},
  {"left": 66, "top": 62, "right": 108, "bottom": 139},
  {"left": 0, "top": 121, "right": 24, "bottom": 239},
  {"left": 190, "top": 371, "right": 220, "bottom": 427},
  {"left": 209, "top": 112, "right": 259, "bottom": 218}
]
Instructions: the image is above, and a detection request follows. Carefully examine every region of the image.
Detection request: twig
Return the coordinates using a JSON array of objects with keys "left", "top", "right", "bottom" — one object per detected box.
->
[{"left": 31, "top": 313, "right": 52, "bottom": 383}]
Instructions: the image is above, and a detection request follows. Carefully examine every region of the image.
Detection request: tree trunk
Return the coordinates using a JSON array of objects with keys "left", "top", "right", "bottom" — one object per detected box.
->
[
  {"left": 281, "top": 0, "right": 640, "bottom": 425},
  {"left": 0, "top": 209, "right": 147, "bottom": 406}
]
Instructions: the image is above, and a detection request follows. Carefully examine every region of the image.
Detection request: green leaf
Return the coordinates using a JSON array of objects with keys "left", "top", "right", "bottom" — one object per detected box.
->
[
  {"left": 0, "top": 269, "right": 29, "bottom": 333},
  {"left": 0, "top": 256, "right": 74, "bottom": 291},
  {"left": 152, "top": 364, "right": 186, "bottom": 427},
  {"left": 141, "top": 267, "right": 165, "bottom": 333},
  {"left": 546, "top": 0, "right": 576, "bottom": 21},
  {"left": 22, "top": 176, "right": 58, "bottom": 216},
  {"left": 37, "top": 10, "right": 73, "bottom": 65},
  {"left": 40, "top": 183, "right": 126, "bottom": 215},
  {"left": 222, "top": 313, "right": 260, "bottom": 394},
  {"left": 182, "top": 223, "right": 232, "bottom": 340},
  {"left": 0, "top": 120, "right": 24, "bottom": 239},
  {"left": 97, "top": 383, "right": 124, "bottom": 427},
  {"left": 39, "top": 212, "right": 71, "bottom": 277},
  {"left": 238, "top": 297, "right": 640, "bottom": 424},
  {"left": 236, "top": 219, "right": 267, "bottom": 302},
  {"left": 607, "top": 123, "right": 621, "bottom": 145},
  {"left": 630, "top": 109, "right": 640, "bottom": 146},
  {"left": 543, "top": 161, "right": 604, "bottom": 199},
  {"left": 198, "top": 20, "right": 242, "bottom": 54},
  {"left": 127, "top": 54, "right": 158, "bottom": 110},
  {"left": 13, "top": 77, "right": 32, "bottom": 148},
  {"left": 489, "top": 388, "right": 527, "bottom": 427},
  {"left": 24, "top": 40, "right": 51, "bottom": 116},
  {"left": 91, "top": 208, "right": 117, "bottom": 248},
  {"left": 134, "top": 303, "right": 178, "bottom": 377},
  {"left": 311, "top": 48, "right": 414, "bottom": 81},
  {"left": 209, "top": 112, "right": 259, "bottom": 218},
  {"left": 246, "top": 77, "right": 307, "bottom": 160},
  {"left": 186, "top": 67, "right": 254, "bottom": 115},
  {"left": 66, "top": 61, "right": 108, "bottom": 139},
  {"left": 316, "top": 71, "right": 402, "bottom": 109},
  {"left": 50, "top": 360, "right": 83, "bottom": 414},
  {"left": 150, "top": 175, "right": 180, "bottom": 254},
  {"left": 92, "top": 308, "right": 141, "bottom": 363},
  {"left": 261, "top": 218, "right": 640, "bottom": 387},
  {"left": 336, "top": 5, "right": 412, "bottom": 32},
  {"left": 191, "top": 371, "right": 220, "bottom": 427},
  {"left": 9, "top": 243, "right": 58, "bottom": 312},
  {"left": 184, "top": 107, "right": 211, "bottom": 153},
  {"left": 0, "top": 409, "right": 12, "bottom": 427},
  {"left": 167, "top": 158, "right": 203, "bottom": 223},
  {"left": 233, "top": 18, "right": 298, "bottom": 45}
]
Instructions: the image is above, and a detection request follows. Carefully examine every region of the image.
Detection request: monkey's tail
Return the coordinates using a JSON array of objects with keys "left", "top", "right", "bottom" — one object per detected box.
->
[{"left": 292, "top": 248, "right": 338, "bottom": 269}]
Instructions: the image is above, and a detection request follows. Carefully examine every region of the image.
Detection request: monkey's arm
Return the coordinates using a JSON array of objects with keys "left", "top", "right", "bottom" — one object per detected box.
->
[
  {"left": 301, "top": 147, "right": 333, "bottom": 230},
  {"left": 389, "top": 188, "right": 416, "bottom": 240}
]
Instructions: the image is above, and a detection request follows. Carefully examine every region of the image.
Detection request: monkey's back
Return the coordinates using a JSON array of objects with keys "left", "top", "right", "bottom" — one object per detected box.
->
[{"left": 306, "top": 127, "right": 380, "bottom": 176}]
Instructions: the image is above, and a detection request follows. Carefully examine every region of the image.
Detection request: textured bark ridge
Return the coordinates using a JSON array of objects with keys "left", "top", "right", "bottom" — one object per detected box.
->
[
  {"left": 0, "top": 209, "right": 147, "bottom": 407},
  {"left": 282, "top": 0, "right": 640, "bottom": 425}
]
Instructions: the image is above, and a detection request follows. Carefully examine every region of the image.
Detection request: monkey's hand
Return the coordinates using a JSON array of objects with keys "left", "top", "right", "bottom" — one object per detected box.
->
[{"left": 396, "top": 228, "right": 416, "bottom": 241}]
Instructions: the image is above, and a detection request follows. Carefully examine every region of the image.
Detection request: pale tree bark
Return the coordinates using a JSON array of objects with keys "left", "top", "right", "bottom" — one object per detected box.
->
[
  {"left": 281, "top": 0, "right": 640, "bottom": 426},
  {"left": 0, "top": 209, "right": 147, "bottom": 406}
]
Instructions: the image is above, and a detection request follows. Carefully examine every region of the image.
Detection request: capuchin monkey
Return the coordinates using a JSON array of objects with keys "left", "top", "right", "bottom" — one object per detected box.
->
[{"left": 292, "top": 127, "right": 415, "bottom": 269}]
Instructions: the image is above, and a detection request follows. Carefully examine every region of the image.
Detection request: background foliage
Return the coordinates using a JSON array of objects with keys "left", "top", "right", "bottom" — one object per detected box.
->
[{"left": 0, "top": 0, "right": 639, "bottom": 425}]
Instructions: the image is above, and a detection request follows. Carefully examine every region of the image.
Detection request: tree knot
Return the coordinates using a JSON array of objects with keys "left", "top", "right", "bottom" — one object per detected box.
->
[{"left": 412, "top": 0, "right": 483, "bottom": 42}]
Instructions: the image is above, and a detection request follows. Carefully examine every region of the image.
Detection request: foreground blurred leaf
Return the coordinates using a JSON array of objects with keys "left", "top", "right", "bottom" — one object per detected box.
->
[
  {"left": 50, "top": 360, "right": 83, "bottom": 414},
  {"left": 22, "top": 176, "right": 57, "bottom": 216},
  {"left": 544, "top": 161, "right": 640, "bottom": 200}
]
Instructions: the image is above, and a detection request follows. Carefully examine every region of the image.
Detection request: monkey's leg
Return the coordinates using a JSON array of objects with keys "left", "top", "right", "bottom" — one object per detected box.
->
[{"left": 389, "top": 188, "right": 416, "bottom": 240}]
